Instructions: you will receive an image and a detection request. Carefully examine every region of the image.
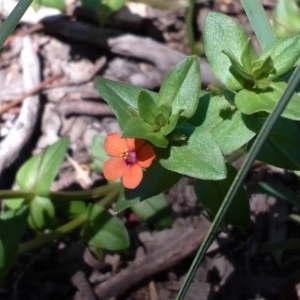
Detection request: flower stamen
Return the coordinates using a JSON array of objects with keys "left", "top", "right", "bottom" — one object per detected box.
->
[{"left": 125, "top": 150, "right": 137, "bottom": 165}]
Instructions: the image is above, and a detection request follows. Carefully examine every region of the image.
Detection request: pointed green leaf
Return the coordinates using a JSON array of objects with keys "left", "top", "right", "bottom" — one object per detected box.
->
[
  {"left": 247, "top": 118, "right": 300, "bottom": 170},
  {"left": 28, "top": 196, "right": 55, "bottom": 230},
  {"left": 194, "top": 164, "right": 250, "bottom": 227},
  {"left": 160, "top": 126, "right": 226, "bottom": 180},
  {"left": 90, "top": 135, "right": 109, "bottom": 173},
  {"left": 160, "top": 113, "right": 180, "bottom": 136},
  {"left": 204, "top": 12, "right": 250, "bottom": 90},
  {"left": 241, "top": 38, "right": 258, "bottom": 72},
  {"left": 0, "top": 206, "right": 28, "bottom": 278},
  {"left": 190, "top": 94, "right": 256, "bottom": 155},
  {"left": 158, "top": 56, "right": 201, "bottom": 118},
  {"left": 116, "top": 163, "right": 181, "bottom": 212},
  {"left": 222, "top": 49, "right": 255, "bottom": 85},
  {"left": 131, "top": 193, "right": 173, "bottom": 228},
  {"left": 4, "top": 198, "right": 25, "bottom": 211},
  {"left": 235, "top": 82, "right": 300, "bottom": 120},
  {"left": 251, "top": 56, "right": 275, "bottom": 80},
  {"left": 257, "top": 35, "right": 300, "bottom": 79},
  {"left": 81, "top": 204, "right": 129, "bottom": 251},
  {"left": 96, "top": 77, "right": 159, "bottom": 128},
  {"left": 96, "top": 77, "right": 158, "bottom": 109},
  {"left": 33, "top": 0, "right": 66, "bottom": 10},
  {"left": 16, "top": 137, "right": 69, "bottom": 196},
  {"left": 272, "top": 0, "right": 300, "bottom": 38},
  {"left": 138, "top": 91, "right": 159, "bottom": 124},
  {"left": 123, "top": 117, "right": 169, "bottom": 148}
]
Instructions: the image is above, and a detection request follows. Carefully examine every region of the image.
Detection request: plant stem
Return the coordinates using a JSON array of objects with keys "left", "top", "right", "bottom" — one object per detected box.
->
[
  {"left": 18, "top": 214, "right": 87, "bottom": 254},
  {"left": 185, "top": 0, "right": 197, "bottom": 54},
  {"left": 0, "top": 190, "right": 33, "bottom": 199},
  {"left": 0, "top": 0, "right": 33, "bottom": 49},
  {"left": 176, "top": 64, "right": 300, "bottom": 300},
  {"left": 49, "top": 183, "right": 119, "bottom": 201},
  {"left": 98, "top": 188, "right": 120, "bottom": 208},
  {"left": 240, "top": 0, "right": 275, "bottom": 49}
]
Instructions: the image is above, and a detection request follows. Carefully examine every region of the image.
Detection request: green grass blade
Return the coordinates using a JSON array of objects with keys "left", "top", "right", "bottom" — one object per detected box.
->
[
  {"left": 0, "top": 0, "right": 33, "bottom": 49},
  {"left": 176, "top": 64, "right": 300, "bottom": 300},
  {"left": 185, "top": 0, "right": 196, "bottom": 54},
  {"left": 240, "top": 0, "right": 275, "bottom": 49}
]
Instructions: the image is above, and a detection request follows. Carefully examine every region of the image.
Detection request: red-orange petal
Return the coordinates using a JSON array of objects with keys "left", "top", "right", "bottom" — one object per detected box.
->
[
  {"left": 137, "top": 144, "right": 156, "bottom": 168},
  {"left": 104, "top": 133, "right": 128, "bottom": 157},
  {"left": 103, "top": 157, "right": 126, "bottom": 180},
  {"left": 125, "top": 137, "right": 145, "bottom": 152},
  {"left": 122, "top": 164, "right": 143, "bottom": 189}
]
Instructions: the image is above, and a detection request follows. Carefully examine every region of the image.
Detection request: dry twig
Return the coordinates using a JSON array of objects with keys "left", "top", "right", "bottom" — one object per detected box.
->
[{"left": 94, "top": 217, "right": 210, "bottom": 299}]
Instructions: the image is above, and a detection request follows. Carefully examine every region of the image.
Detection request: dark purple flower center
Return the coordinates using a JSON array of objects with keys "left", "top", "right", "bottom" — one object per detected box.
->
[{"left": 120, "top": 149, "right": 137, "bottom": 165}]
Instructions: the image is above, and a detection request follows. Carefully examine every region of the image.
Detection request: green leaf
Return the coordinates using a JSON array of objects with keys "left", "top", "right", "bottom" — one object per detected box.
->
[
  {"left": 160, "top": 126, "right": 226, "bottom": 180},
  {"left": 272, "top": 0, "right": 300, "bottom": 38},
  {"left": 194, "top": 164, "right": 250, "bottom": 227},
  {"left": 251, "top": 56, "right": 275, "bottom": 80},
  {"left": 160, "top": 113, "right": 180, "bottom": 136},
  {"left": 0, "top": 206, "right": 28, "bottom": 279},
  {"left": 96, "top": 79, "right": 136, "bottom": 129},
  {"left": 28, "top": 196, "right": 55, "bottom": 230},
  {"left": 81, "top": 204, "right": 129, "bottom": 251},
  {"left": 33, "top": 0, "right": 65, "bottom": 11},
  {"left": 4, "top": 198, "right": 25, "bottom": 211},
  {"left": 116, "top": 163, "right": 181, "bottom": 212},
  {"left": 131, "top": 194, "right": 173, "bottom": 228},
  {"left": 16, "top": 137, "right": 69, "bottom": 196},
  {"left": 241, "top": 38, "right": 258, "bottom": 72},
  {"left": 138, "top": 91, "right": 159, "bottom": 124},
  {"left": 90, "top": 135, "right": 109, "bottom": 173},
  {"left": 123, "top": 117, "right": 169, "bottom": 148},
  {"left": 222, "top": 49, "right": 255, "bottom": 85},
  {"left": 81, "top": 0, "right": 126, "bottom": 21},
  {"left": 67, "top": 201, "right": 87, "bottom": 217},
  {"left": 191, "top": 94, "right": 256, "bottom": 154},
  {"left": 204, "top": 12, "right": 250, "bottom": 90},
  {"left": 247, "top": 117, "right": 300, "bottom": 170},
  {"left": 257, "top": 35, "right": 300, "bottom": 79},
  {"left": 96, "top": 77, "right": 159, "bottom": 129},
  {"left": 235, "top": 82, "right": 300, "bottom": 120},
  {"left": 96, "top": 77, "right": 158, "bottom": 109},
  {"left": 158, "top": 56, "right": 201, "bottom": 118}
]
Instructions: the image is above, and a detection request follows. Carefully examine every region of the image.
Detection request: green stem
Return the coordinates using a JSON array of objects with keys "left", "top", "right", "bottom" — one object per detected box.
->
[
  {"left": 0, "top": 0, "right": 33, "bottom": 49},
  {"left": 98, "top": 188, "right": 120, "bottom": 208},
  {"left": 18, "top": 214, "right": 87, "bottom": 254},
  {"left": 49, "top": 183, "right": 119, "bottom": 201},
  {"left": 240, "top": 0, "right": 275, "bottom": 49},
  {"left": 176, "top": 64, "right": 300, "bottom": 300},
  {"left": 185, "top": 0, "right": 196, "bottom": 54},
  {"left": 0, "top": 190, "right": 33, "bottom": 199}
]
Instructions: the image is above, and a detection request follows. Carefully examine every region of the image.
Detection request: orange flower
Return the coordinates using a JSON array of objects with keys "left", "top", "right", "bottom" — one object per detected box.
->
[{"left": 103, "top": 133, "right": 156, "bottom": 189}]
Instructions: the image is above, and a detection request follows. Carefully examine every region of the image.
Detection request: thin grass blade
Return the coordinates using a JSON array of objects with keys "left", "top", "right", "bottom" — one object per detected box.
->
[
  {"left": 240, "top": 0, "right": 275, "bottom": 49},
  {"left": 176, "top": 64, "right": 300, "bottom": 300},
  {"left": 0, "top": 0, "right": 33, "bottom": 49}
]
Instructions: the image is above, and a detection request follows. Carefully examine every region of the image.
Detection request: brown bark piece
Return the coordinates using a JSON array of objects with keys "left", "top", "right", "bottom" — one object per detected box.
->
[{"left": 94, "top": 217, "right": 210, "bottom": 299}]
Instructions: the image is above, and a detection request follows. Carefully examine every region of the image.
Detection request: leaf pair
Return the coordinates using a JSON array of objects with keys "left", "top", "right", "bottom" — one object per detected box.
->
[
  {"left": 204, "top": 12, "right": 300, "bottom": 122},
  {"left": 204, "top": 12, "right": 300, "bottom": 92},
  {"left": 97, "top": 56, "right": 201, "bottom": 148}
]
